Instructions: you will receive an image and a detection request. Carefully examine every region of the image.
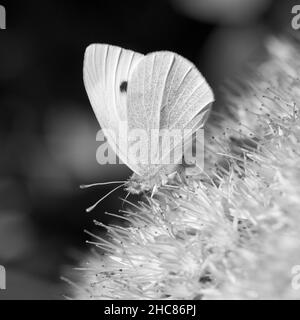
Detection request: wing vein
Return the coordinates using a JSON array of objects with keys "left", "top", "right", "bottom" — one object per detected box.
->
[
  {"left": 166, "top": 67, "right": 196, "bottom": 126},
  {"left": 157, "top": 54, "right": 175, "bottom": 124},
  {"left": 103, "top": 45, "right": 109, "bottom": 90},
  {"left": 170, "top": 81, "right": 205, "bottom": 130},
  {"left": 113, "top": 47, "right": 122, "bottom": 120},
  {"left": 162, "top": 54, "right": 179, "bottom": 111}
]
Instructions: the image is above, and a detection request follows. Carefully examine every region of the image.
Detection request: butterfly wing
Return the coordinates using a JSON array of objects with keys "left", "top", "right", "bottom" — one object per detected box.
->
[
  {"left": 83, "top": 44, "right": 144, "bottom": 172},
  {"left": 159, "top": 53, "right": 214, "bottom": 131},
  {"left": 127, "top": 51, "right": 214, "bottom": 176},
  {"left": 126, "top": 52, "right": 178, "bottom": 175}
]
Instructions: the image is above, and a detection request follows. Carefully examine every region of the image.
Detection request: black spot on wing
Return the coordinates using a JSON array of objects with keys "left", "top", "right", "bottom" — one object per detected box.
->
[{"left": 120, "top": 81, "right": 128, "bottom": 93}]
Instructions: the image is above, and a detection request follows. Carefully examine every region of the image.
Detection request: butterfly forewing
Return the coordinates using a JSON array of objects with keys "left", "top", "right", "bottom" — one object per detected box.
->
[{"left": 84, "top": 44, "right": 144, "bottom": 173}]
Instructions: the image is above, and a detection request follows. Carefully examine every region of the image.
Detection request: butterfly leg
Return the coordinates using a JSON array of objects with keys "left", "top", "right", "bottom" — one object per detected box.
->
[{"left": 151, "top": 185, "right": 158, "bottom": 198}]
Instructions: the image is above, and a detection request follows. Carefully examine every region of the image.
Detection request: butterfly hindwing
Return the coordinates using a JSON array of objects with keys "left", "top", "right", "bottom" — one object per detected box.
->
[
  {"left": 126, "top": 52, "right": 177, "bottom": 174},
  {"left": 127, "top": 51, "right": 214, "bottom": 176},
  {"left": 159, "top": 52, "right": 214, "bottom": 131}
]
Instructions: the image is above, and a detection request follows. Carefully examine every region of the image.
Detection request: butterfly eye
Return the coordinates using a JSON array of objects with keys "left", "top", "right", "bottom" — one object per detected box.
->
[{"left": 120, "top": 81, "right": 128, "bottom": 93}]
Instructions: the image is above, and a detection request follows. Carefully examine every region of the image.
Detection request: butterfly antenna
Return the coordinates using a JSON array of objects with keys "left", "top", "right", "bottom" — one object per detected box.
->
[
  {"left": 80, "top": 181, "right": 126, "bottom": 189},
  {"left": 86, "top": 184, "right": 125, "bottom": 213}
]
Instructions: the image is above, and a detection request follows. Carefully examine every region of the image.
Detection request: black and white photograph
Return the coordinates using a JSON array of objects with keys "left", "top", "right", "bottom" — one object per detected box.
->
[{"left": 0, "top": 0, "right": 300, "bottom": 304}]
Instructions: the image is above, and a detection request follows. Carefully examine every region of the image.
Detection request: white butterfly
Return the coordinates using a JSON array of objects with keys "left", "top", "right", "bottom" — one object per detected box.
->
[{"left": 83, "top": 44, "right": 214, "bottom": 193}]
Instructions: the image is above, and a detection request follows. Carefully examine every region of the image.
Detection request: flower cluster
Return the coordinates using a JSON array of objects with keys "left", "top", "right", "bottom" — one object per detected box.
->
[{"left": 73, "top": 36, "right": 300, "bottom": 300}]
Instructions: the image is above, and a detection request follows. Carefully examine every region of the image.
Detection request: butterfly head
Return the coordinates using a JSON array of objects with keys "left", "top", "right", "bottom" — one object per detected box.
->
[
  {"left": 125, "top": 174, "right": 153, "bottom": 194},
  {"left": 125, "top": 165, "right": 179, "bottom": 194}
]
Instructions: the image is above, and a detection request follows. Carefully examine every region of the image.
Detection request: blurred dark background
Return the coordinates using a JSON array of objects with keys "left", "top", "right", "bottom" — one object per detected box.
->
[{"left": 0, "top": 0, "right": 298, "bottom": 299}]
